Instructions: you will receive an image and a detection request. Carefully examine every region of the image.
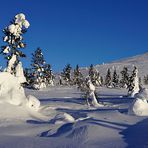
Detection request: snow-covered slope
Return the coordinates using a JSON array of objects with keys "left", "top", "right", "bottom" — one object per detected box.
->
[{"left": 81, "top": 52, "right": 148, "bottom": 78}]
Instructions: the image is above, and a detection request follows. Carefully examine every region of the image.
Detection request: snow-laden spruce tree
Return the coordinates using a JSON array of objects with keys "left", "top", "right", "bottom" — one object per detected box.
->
[
  {"left": 1, "top": 13, "right": 30, "bottom": 74},
  {"left": 105, "top": 68, "right": 112, "bottom": 87},
  {"left": 30, "top": 47, "right": 46, "bottom": 89},
  {"left": 43, "top": 64, "right": 54, "bottom": 86},
  {"left": 86, "top": 79, "right": 100, "bottom": 107},
  {"left": 30, "top": 48, "right": 54, "bottom": 89},
  {"left": 128, "top": 66, "right": 140, "bottom": 97},
  {"left": 79, "top": 77, "right": 103, "bottom": 108},
  {"left": 112, "top": 68, "right": 119, "bottom": 88},
  {"left": 73, "top": 64, "right": 83, "bottom": 85},
  {"left": 61, "top": 64, "right": 72, "bottom": 85},
  {"left": 88, "top": 64, "right": 102, "bottom": 86},
  {"left": 120, "top": 66, "right": 129, "bottom": 88}
]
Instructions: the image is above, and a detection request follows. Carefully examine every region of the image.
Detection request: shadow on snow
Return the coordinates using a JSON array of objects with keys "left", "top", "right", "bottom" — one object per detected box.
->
[{"left": 120, "top": 118, "right": 148, "bottom": 148}]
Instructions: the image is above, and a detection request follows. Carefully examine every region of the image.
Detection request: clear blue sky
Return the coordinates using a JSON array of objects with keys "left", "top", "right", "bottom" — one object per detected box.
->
[{"left": 0, "top": 0, "right": 148, "bottom": 71}]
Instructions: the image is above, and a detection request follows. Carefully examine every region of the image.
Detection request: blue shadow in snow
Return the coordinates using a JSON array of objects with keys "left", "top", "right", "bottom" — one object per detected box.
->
[
  {"left": 120, "top": 118, "right": 148, "bottom": 148},
  {"left": 39, "top": 97, "right": 84, "bottom": 105},
  {"left": 86, "top": 118, "right": 129, "bottom": 130},
  {"left": 56, "top": 107, "right": 128, "bottom": 118},
  {"left": 40, "top": 123, "right": 74, "bottom": 137},
  {"left": 26, "top": 120, "right": 49, "bottom": 124}
]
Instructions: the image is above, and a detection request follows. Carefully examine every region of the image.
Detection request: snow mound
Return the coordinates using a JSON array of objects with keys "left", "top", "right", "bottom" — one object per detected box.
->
[
  {"left": 134, "top": 88, "right": 148, "bottom": 99},
  {"left": 50, "top": 113, "right": 75, "bottom": 124},
  {"left": 27, "top": 95, "right": 40, "bottom": 111},
  {"left": 0, "top": 72, "right": 42, "bottom": 112},
  {"left": 0, "top": 72, "right": 27, "bottom": 105},
  {"left": 0, "top": 72, "right": 41, "bottom": 110},
  {"left": 0, "top": 72, "right": 75, "bottom": 124},
  {"left": 128, "top": 88, "right": 148, "bottom": 116}
]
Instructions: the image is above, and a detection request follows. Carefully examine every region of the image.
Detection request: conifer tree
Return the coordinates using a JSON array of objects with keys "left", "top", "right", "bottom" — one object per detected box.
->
[
  {"left": 73, "top": 64, "right": 83, "bottom": 85},
  {"left": 120, "top": 67, "right": 129, "bottom": 88},
  {"left": 43, "top": 64, "right": 54, "bottom": 86},
  {"left": 112, "top": 68, "right": 119, "bottom": 87},
  {"left": 61, "top": 64, "right": 72, "bottom": 85},
  {"left": 96, "top": 71, "right": 102, "bottom": 86},
  {"left": 105, "top": 68, "right": 112, "bottom": 87},
  {"left": 30, "top": 47, "right": 46, "bottom": 89},
  {"left": 1, "top": 13, "right": 30, "bottom": 74},
  {"left": 128, "top": 66, "right": 140, "bottom": 97},
  {"left": 89, "top": 64, "right": 95, "bottom": 80},
  {"left": 88, "top": 64, "right": 101, "bottom": 86}
]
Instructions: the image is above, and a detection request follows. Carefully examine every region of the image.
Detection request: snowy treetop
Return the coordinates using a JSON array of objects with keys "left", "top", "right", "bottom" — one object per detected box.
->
[{"left": 8, "top": 13, "right": 30, "bottom": 37}]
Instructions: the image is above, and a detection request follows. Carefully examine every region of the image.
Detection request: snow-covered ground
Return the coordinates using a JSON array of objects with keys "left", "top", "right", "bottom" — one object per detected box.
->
[
  {"left": 0, "top": 52, "right": 147, "bottom": 148},
  {"left": 0, "top": 85, "right": 148, "bottom": 148}
]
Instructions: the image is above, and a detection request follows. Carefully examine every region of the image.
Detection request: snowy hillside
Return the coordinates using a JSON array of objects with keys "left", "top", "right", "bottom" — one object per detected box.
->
[{"left": 81, "top": 52, "right": 148, "bottom": 78}]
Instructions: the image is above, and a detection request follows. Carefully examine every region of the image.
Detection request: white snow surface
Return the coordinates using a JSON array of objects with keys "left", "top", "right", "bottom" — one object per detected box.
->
[
  {"left": 5, "top": 54, "right": 16, "bottom": 73},
  {"left": 0, "top": 72, "right": 73, "bottom": 123},
  {"left": 15, "top": 62, "right": 26, "bottom": 83},
  {"left": 0, "top": 53, "right": 148, "bottom": 148},
  {"left": 0, "top": 83, "right": 148, "bottom": 147},
  {"left": 128, "top": 88, "right": 148, "bottom": 116}
]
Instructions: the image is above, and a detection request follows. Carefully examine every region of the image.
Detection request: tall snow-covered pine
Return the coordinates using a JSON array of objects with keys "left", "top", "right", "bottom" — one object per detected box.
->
[{"left": 1, "top": 13, "right": 30, "bottom": 74}]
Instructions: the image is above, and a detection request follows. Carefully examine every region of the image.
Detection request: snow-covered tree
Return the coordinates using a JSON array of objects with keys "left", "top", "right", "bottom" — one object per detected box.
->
[
  {"left": 73, "top": 64, "right": 83, "bottom": 85},
  {"left": 78, "top": 77, "right": 102, "bottom": 107},
  {"left": 30, "top": 47, "right": 46, "bottom": 89},
  {"left": 88, "top": 64, "right": 102, "bottom": 86},
  {"left": 15, "top": 61, "right": 26, "bottom": 84},
  {"left": 43, "top": 64, "right": 54, "bottom": 86},
  {"left": 128, "top": 66, "right": 140, "bottom": 97},
  {"left": 61, "top": 64, "right": 72, "bottom": 85},
  {"left": 1, "top": 13, "right": 30, "bottom": 74},
  {"left": 85, "top": 79, "right": 100, "bottom": 107},
  {"left": 120, "top": 67, "right": 129, "bottom": 88},
  {"left": 112, "top": 68, "right": 119, "bottom": 88},
  {"left": 105, "top": 68, "right": 112, "bottom": 87},
  {"left": 58, "top": 75, "right": 63, "bottom": 85}
]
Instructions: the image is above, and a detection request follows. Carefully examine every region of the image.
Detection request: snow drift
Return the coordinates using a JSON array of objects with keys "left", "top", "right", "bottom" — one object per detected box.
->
[
  {"left": 0, "top": 72, "right": 27, "bottom": 106},
  {"left": 0, "top": 72, "right": 75, "bottom": 123},
  {"left": 128, "top": 88, "right": 148, "bottom": 116}
]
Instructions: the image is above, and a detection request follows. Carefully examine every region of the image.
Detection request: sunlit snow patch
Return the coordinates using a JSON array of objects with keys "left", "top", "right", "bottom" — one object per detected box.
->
[{"left": 128, "top": 88, "right": 148, "bottom": 116}]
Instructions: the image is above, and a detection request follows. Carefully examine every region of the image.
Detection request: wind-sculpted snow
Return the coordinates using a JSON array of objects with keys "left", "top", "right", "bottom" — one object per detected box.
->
[
  {"left": 0, "top": 72, "right": 26, "bottom": 105},
  {"left": 128, "top": 88, "right": 148, "bottom": 116}
]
